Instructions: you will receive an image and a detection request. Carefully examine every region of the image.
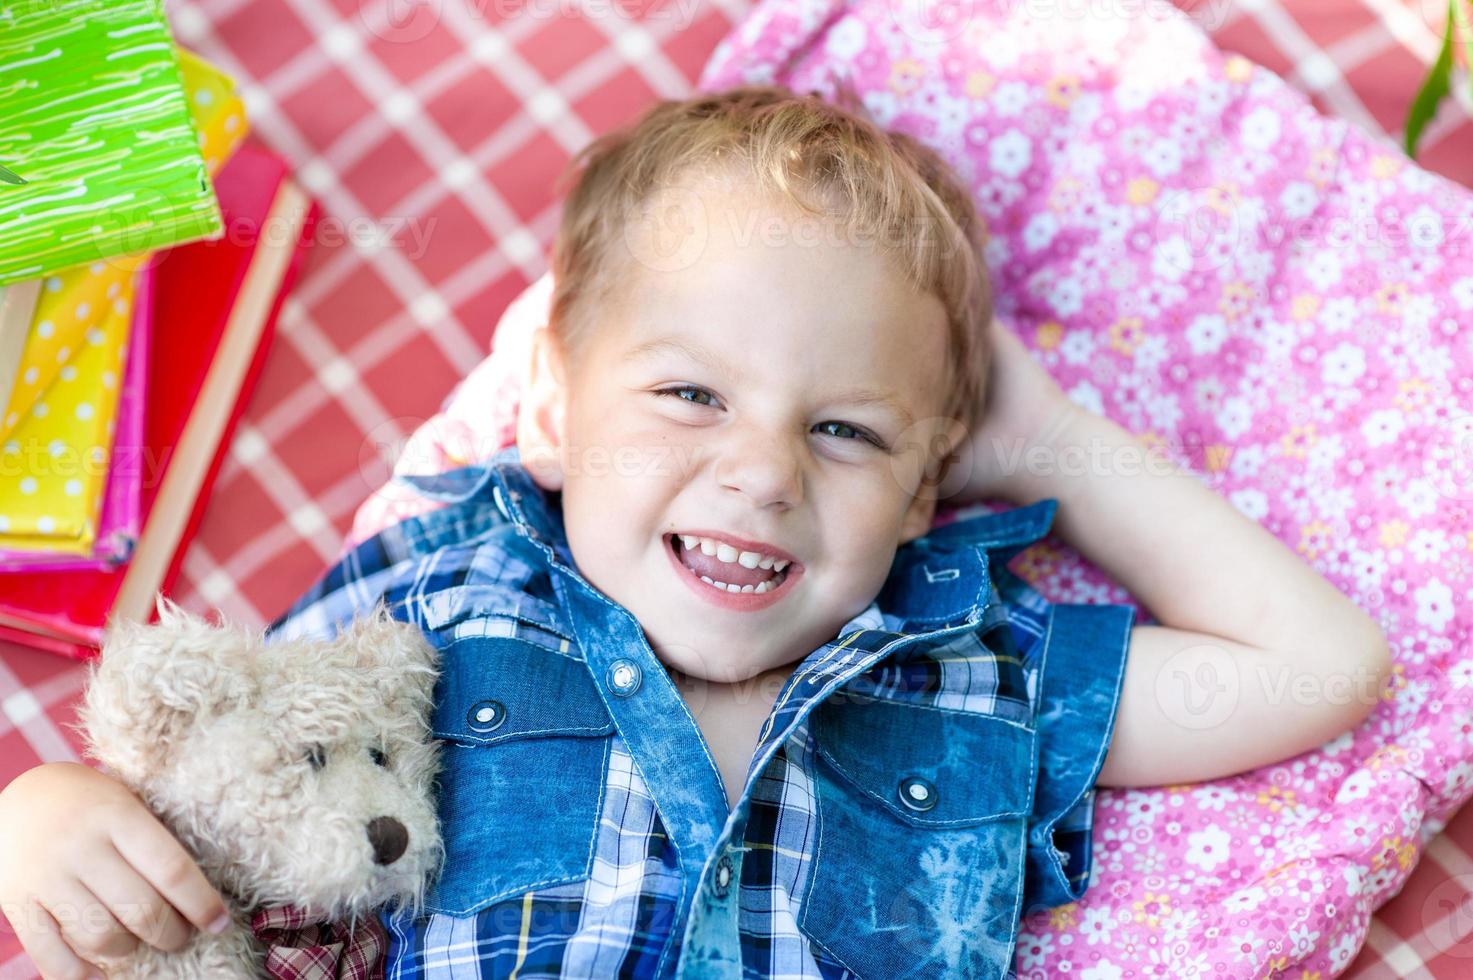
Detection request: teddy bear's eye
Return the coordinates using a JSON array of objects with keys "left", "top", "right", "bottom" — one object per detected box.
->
[
  {"left": 306, "top": 745, "right": 327, "bottom": 770},
  {"left": 369, "top": 747, "right": 388, "bottom": 768}
]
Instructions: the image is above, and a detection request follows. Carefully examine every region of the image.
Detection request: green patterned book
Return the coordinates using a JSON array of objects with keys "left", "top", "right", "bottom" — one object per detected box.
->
[{"left": 0, "top": 0, "right": 221, "bottom": 285}]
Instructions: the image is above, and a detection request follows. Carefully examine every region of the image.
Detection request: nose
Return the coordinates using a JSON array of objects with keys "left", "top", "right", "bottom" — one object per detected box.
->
[
  {"left": 715, "top": 430, "right": 803, "bottom": 509},
  {"left": 366, "top": 816, "right": 409, "bottom": 866}
]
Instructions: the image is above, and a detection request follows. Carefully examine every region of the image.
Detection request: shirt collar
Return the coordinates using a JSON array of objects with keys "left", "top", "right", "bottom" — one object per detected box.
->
[{"left": 393, "top": 444, "right": 1058, "bottom": 629}]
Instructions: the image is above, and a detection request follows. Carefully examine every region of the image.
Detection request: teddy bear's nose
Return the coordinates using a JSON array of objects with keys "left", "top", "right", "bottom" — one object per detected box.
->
[{"left": 367, "top": 816, "right": 409, "bottom": 866}]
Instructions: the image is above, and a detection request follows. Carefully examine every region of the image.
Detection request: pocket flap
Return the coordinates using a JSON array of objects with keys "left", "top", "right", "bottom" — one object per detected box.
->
[
  {"left": 432, "top": 635, "right": 614, "bottom": 745},
  {"left": 813, "top": 693, "right": 1035, "bottom": 827}
]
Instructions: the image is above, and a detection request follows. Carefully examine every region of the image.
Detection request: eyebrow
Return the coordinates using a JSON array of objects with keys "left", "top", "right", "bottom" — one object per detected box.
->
[{"left": 624, "top": 336, "right": 917, "bottom": 428}]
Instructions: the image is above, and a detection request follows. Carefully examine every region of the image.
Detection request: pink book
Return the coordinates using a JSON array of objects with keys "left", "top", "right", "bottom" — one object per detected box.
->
[{"left": 0, "top": 266, "right": 152, "bottom": 570}]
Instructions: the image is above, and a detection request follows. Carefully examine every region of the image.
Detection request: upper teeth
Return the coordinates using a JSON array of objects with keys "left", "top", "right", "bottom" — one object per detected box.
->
[{"left": 678, "top": 534, "right": 790, "bottom": 572}]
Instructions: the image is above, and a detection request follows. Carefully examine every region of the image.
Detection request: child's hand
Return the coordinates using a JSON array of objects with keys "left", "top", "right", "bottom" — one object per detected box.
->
[
  {"left": 0, "top": 762, "right": 229, "bottom": 979},
  {"left": 949, "top": 318, "right": 1080, "bottom": 504}
]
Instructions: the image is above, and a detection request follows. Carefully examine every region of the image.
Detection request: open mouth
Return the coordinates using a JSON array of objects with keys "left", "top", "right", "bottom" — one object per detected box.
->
[{"left": 665, "top": 532, "right": 798, "bottom": 598}]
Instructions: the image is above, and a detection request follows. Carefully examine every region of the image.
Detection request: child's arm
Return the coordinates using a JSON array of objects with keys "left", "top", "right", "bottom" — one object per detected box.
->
[{"left": 949, "top": 320, "right": 1392, "bottom": 788}]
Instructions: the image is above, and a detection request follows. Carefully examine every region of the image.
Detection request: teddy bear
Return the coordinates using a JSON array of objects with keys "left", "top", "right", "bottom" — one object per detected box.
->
[{"left": 77, "top": 595, "right": 443, "bottom": 979}]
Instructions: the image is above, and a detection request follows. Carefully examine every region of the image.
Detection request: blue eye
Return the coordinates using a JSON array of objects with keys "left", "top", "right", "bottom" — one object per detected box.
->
[
  {"left": 654, "top": 385, "right": 718, "bottom": 407},
  {"left": 814, "top": 420, "right": 885, "bottom": 449}
]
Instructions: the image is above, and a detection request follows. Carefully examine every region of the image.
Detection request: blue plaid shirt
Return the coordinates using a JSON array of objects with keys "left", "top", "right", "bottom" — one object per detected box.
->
[{"left": 267, "top": 446, "right": 1134, "bottom": 979}]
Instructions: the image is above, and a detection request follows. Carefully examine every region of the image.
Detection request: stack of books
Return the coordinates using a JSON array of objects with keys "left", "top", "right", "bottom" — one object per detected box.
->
[{"left": 0, "top": 1, "right": 319, "bottom": 659}]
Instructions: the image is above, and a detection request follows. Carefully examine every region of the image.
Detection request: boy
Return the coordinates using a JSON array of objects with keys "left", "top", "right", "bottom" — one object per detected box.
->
[{"left": 0, "top": 86, "right": 1390, "bottom": 979}]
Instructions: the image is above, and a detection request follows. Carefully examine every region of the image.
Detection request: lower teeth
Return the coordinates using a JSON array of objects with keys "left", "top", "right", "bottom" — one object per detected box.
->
[{"left": 697, "top": 572, "right": 783, "bottom": 594}]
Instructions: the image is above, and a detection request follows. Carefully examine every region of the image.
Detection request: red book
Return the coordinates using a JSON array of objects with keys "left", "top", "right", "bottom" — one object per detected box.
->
[{"left": 0, "top": 145, "right": 318, "bottom": 659}]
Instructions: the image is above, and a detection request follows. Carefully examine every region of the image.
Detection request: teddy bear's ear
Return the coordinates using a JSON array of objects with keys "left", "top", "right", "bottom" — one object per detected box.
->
[
  {"left": 329, "top": 599, "right": 440, "bottom": 709},
  {"left": 79, "top": 596, "right": 256, "bottom": 785}
]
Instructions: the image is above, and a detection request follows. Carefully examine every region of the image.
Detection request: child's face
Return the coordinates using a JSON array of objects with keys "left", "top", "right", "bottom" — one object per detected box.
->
[{"left": 522, "top": 177, "right": 953, "bottom": 684}]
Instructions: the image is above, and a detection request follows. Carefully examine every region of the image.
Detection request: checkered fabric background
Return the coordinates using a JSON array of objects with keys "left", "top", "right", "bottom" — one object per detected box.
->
[{"left": 0, "top": 0, "right": 1469, "bottom": 976}]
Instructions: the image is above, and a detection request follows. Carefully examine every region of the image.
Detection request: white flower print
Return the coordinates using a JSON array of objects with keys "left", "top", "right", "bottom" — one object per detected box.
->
[
  {"left": 1081, "top": 960, "right": 1125, "bottom": 980},
  {"left": 1216, "top": 396, "right": 1254, "bottom": 440},
  {"left": 1222, "top": 885, "right": 1267, "bottom": 913},
  {"left": 1144, "top": 138, "right": 1183, "bottom": 177},
  {"left": 990, "top": 128, "right": 1033, "bottom": 179},
  {"left": 1321, "top": 342, "right": 1365, "bottom": 386},
  {"left": 1450, "top": 662, "right": 1473, "bottom": 690},
  {"left": 1305, "top": 251, "right": 1344, "bottom": 291},
  {"left": 1319, "top": 295, "right": 1357, "bottom": 332},
  {"left": 1407, "top": 528, "right": 1450, "bottom": 564},
  {"left": 1348, "top": 547, "right": 1388, "bottom": 591},
  {"left": 1279, "top": 181, "right": 1318, "bottom": 220},
  {"left": 1060, "top": 329, "right": 1097, "bottom": 365},
  {"left": 1066, "top": 381, "right": 1105, "bottom": 416},
  {"left": 1360, "top": 409, "right": 1404, "bottom": 448},
  {"left": 1134, "top": 334, "right": 1170, "bottom": 372},
  {"left": 1334, "top": 769, "right": 1376, "bottom": 803},
  {"left": 1452, "top": 276, "right": 1473, "bottom": 310},
  {"left": 1125, "top": 793, "right": 1165, "bottom": 827},
  {"left": 1229, "top": 488, "right": 1269, "bottom": 520},
  {"left": 1023, "top": 212, "right": 1059, "bottom": 252},
  {"left": 1078, "top": 906, "right": 1117, "bottom": 947},
  {"left": 1414, "top": 578, "right": 1455, "bottom": 631},
  {"left": 1397, "top": 477, "right": 1439, "bottom": 518},
  {"left": 1185, "top": 825, "right": 1231, "bottom": 871},
  {"left": 1228, "top": 443, "right": 1265, "bottom": 477},
  {"left": 824, "top": 18, "right": 867, "bottom": 59},
  {"left": 991, "top": 81, "right": 1030, "bottom": 116},
  {"left": 1016, "top": 931, "right": 1056, "bottom": 970},
  {"left": 1152, "top": 237, "right": 1193, "bottom": 282},
  {"left": 1406, "top": 204, "right": 1445, "bottom": 248},
  {"left": 1186, "top": 313, "right": 1228, "bottom": 355},
  {"left": 1241, "top": 105, "right": 1281, "bottom": 149}
]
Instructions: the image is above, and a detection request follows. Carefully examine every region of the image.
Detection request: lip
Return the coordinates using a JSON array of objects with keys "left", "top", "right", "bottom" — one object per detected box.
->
[{"left": 663, "top": 532, "right": 803, "bottom": 612}]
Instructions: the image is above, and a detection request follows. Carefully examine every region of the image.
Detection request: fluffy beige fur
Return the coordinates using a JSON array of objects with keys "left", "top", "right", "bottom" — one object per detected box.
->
[{"left": 78, "top": 596, "right": 442, "bottom": 978}]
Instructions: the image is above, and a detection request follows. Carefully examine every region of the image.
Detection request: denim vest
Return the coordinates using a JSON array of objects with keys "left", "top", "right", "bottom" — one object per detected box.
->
[{"left": 345, "top": 449, "right": 1134, "bottom": 979}]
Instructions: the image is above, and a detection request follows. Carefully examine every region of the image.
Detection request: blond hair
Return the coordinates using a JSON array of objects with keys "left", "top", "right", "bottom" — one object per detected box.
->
[{"left": 548, "top": 83, "right": 992, "bottom": 445}]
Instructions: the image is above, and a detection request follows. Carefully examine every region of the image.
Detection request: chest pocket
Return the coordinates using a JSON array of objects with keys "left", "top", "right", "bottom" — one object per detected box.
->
[
  {"left": 423, "top": 631, "right": 614, "bottom": 917},
  {"left": 800, "top": 690, "right": 1038, "bottom": 980}
]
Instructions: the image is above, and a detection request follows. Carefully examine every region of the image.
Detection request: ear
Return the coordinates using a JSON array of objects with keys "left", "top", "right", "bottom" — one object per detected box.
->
[
  {"left": 516, "top": 323, "right": 569, "bottom": 493},
  {"left": 897, "top": 423, "right": 966, "bottom": 544},
  {"left": 330, "top": 600, "right": 440, "bottom": 710},
  {"left": 898, "top": 489, "right": 938, "bottom": 545},
  {"left": 80, "top": 596, "right": 255, "bottom": 785}
]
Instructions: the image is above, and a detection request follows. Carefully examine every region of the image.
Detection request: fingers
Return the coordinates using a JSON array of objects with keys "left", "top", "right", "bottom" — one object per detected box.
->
[
  {"left": 21, "top": 904, "right": 100, "bottom": 980},
  {"left": 85, "top": 844, "right": 194, "bottom": 953},
  {"left": 45, "top": 879, "right": 136, "bottom": 966},
  {"left": 108, "top": 807, "right": 228, "bottom": 935}
]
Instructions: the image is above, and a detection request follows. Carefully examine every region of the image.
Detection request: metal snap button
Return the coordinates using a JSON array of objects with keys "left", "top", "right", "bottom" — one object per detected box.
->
[
  {"left": 607, "top": 658, "right": 642, "bottom": 697},
  {"left": 711, "top": 854, "right": 734, "bottom": 898},
  {"left": 898, "top": 776, "right": 938, "bottom": 812},
  {"left": 467, "top": 699, "right": 506, "bottom": 733}
]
